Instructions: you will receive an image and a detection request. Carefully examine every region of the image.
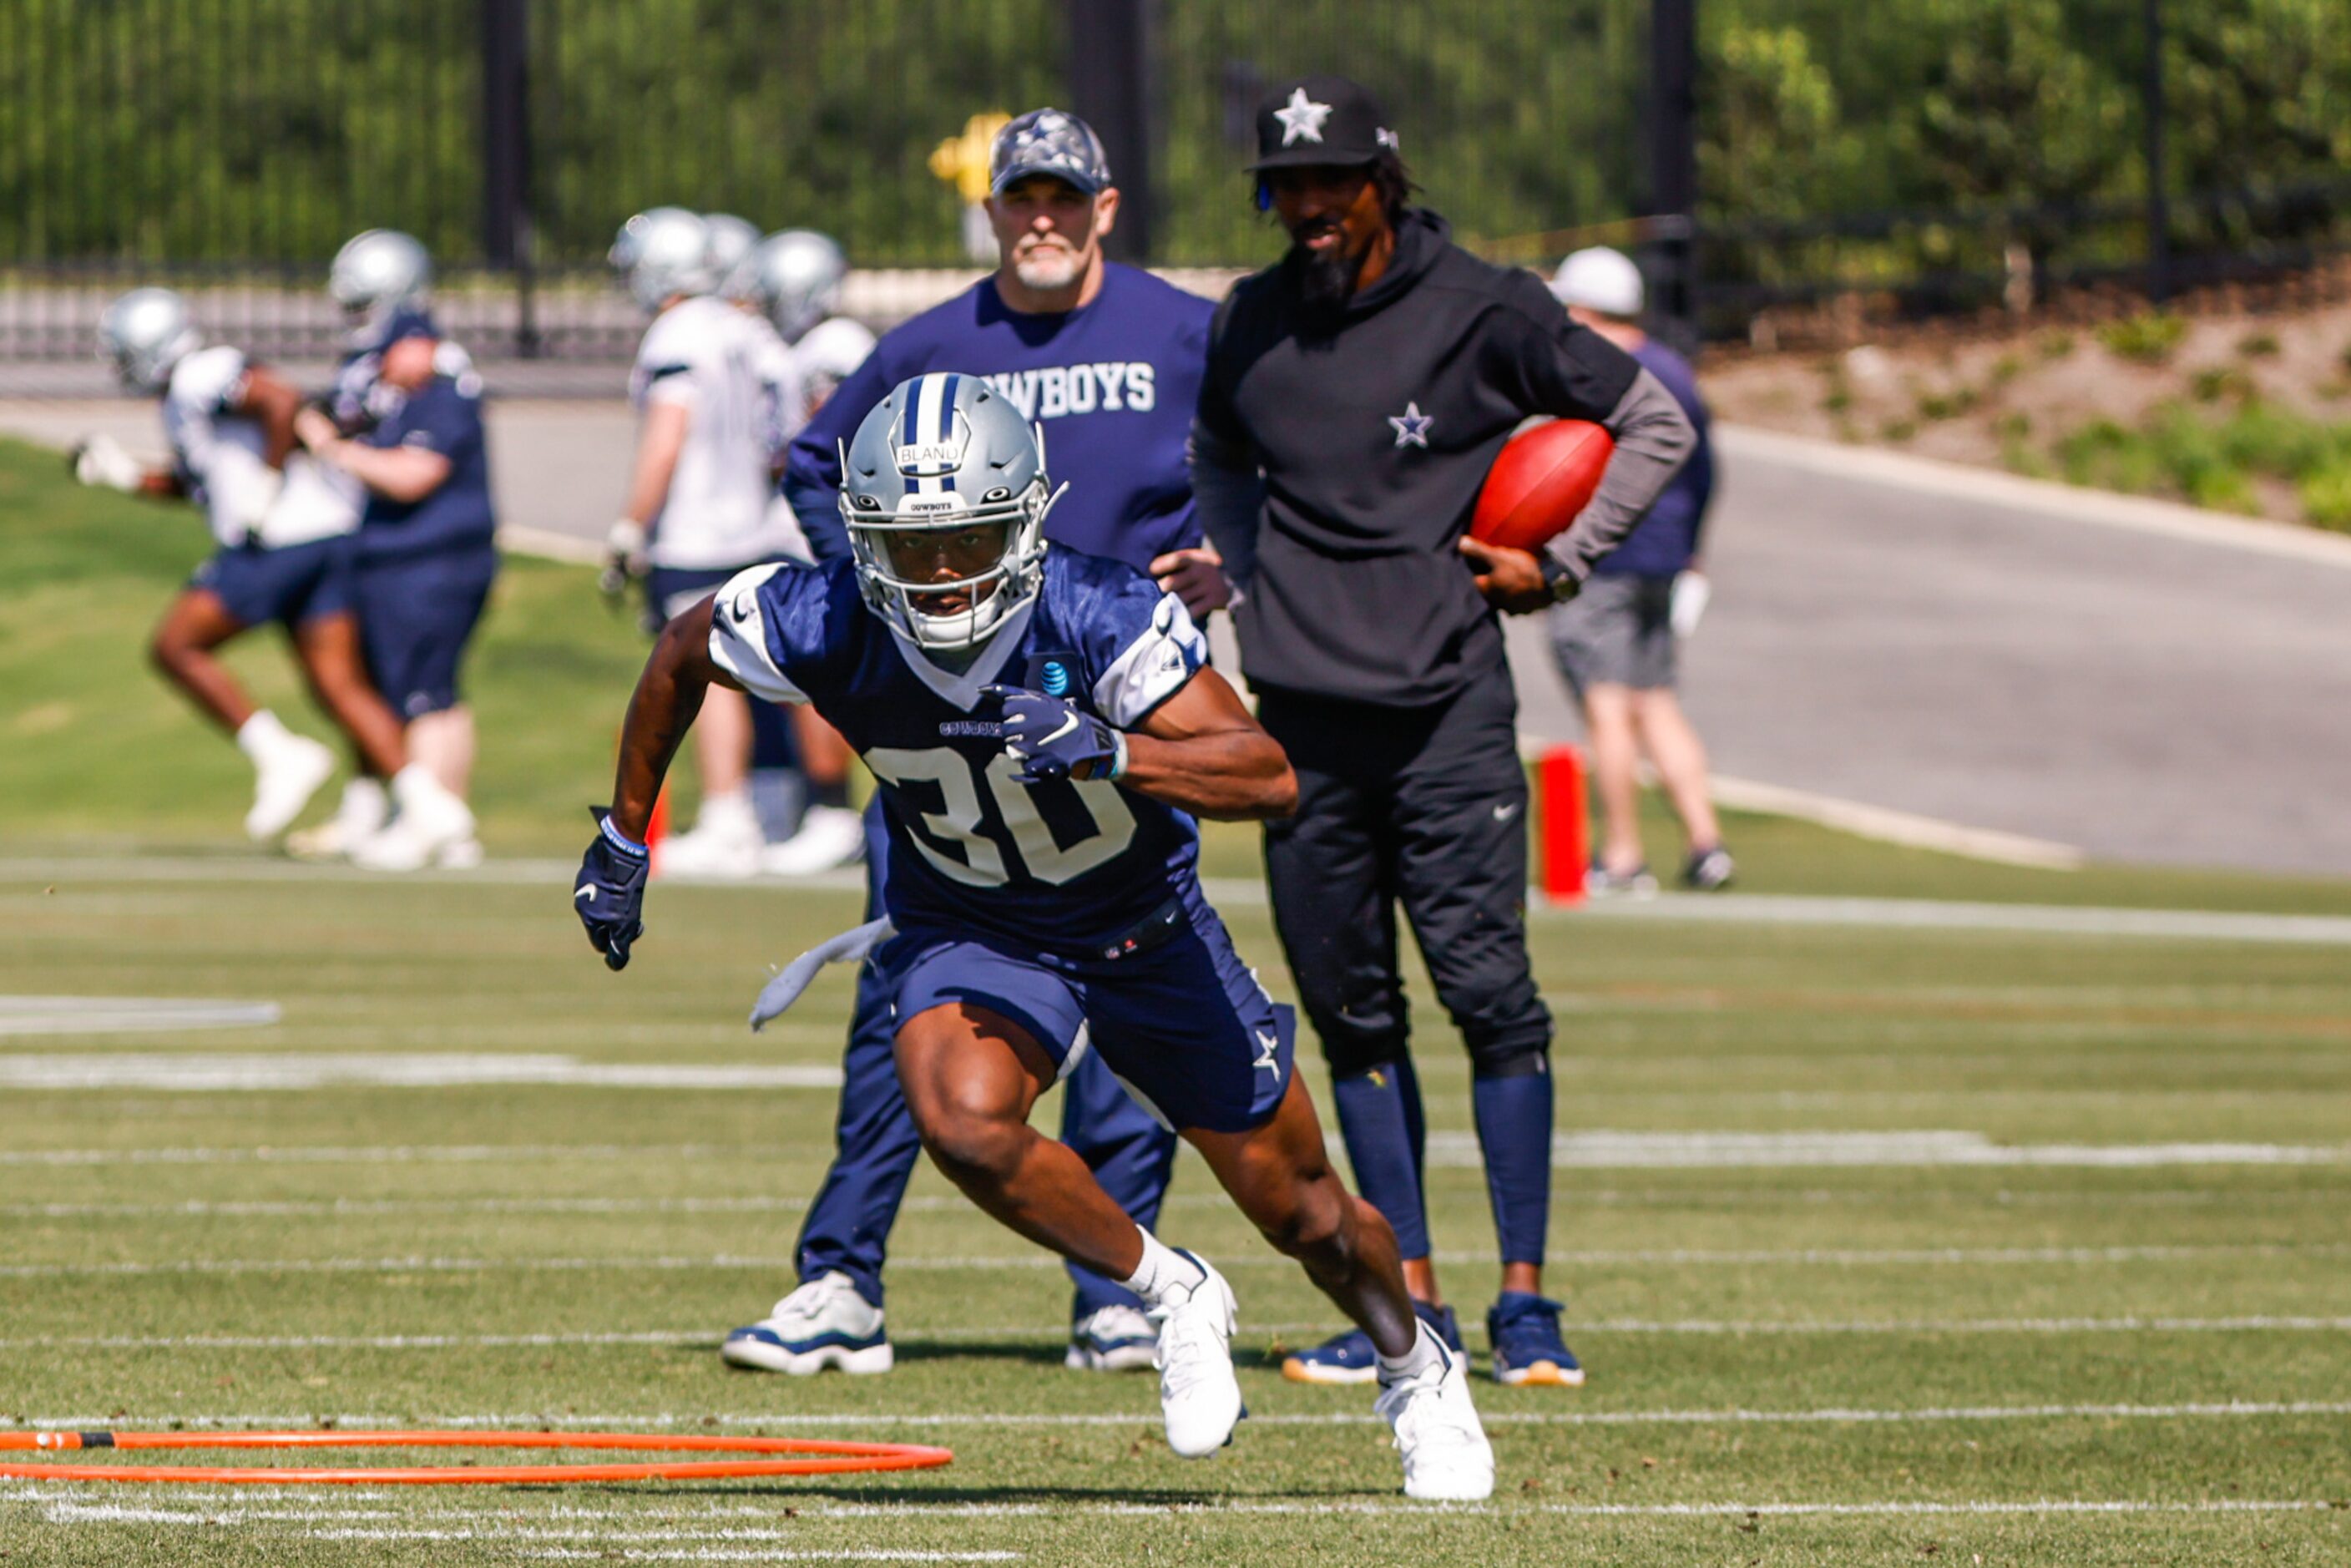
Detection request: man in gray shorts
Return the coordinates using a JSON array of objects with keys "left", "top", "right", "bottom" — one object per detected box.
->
[{"left": 1546, "top": 248, "right": 1732, "bottom": 894}]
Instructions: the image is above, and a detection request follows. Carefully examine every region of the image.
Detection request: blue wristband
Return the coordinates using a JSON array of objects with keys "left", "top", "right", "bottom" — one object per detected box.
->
[
  {"left": 600, "top": 816, "right": 649, "bottom": 859},
  {"left": 1108, "top": 729, "right": 1130, "bottom": 781}
]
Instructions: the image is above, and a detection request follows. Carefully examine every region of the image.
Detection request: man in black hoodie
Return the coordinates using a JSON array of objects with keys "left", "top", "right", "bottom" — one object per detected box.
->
[{"left": 1191, "top": 74, "right": 1694, "bottom": 1391}]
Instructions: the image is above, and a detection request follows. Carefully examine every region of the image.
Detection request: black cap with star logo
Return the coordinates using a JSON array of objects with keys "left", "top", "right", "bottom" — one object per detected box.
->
[{"left": 1246, "top": 75, "right": 1398, "bottom": 173}]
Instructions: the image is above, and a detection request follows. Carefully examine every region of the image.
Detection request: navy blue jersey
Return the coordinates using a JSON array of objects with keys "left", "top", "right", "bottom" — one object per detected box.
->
[
  {"left": 710, "top": 549, "right": 1211, "bottom": 953},
  {"left": 782, "top": 264, "right": 1212, "bottom": 574},
  {"left": 356, "top": 375, "right": 498, "bottom": 564}
]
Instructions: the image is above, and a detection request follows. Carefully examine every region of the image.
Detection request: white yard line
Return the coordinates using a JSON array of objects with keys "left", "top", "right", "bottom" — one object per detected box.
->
[
  {"left": 1547, "top": 893, "right": 2351, "bottom": 946},
  {"left": 0, "top": 998, "right": 281, "bottom": 1037},
  {"left": 6, "top": 1239, "right": 2343, "bottom": 1283},
  {"left": 15, "top": 855, "right": 2351, "bottom": 945},
  {"left": 0, "top": 1143, "right": 775, "bottom": 1166},
  {"left": 11, "top": 1400, "right": 2351, "bottom": 1437},
  {"left": 0, "top": 1053, "right": 842, "bottom": 1092},
  {"left": 1430, "top": 1129, "right": 2351, "bottom": 1169},
  {"left": 12, "top": 1490, "right": 2342, "bottom": 1526},
  {"left": 8, "top": 1130, "right": 2343, "bottom": 1171},
  {"left": 3, "top": 1188, "right": 2332, "bottom": 1222}
]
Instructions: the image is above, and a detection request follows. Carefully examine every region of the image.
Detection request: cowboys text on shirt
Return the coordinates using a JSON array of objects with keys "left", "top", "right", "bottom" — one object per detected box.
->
[{"left": 979, "top": 362, "right": 1156, "bottom": 422}]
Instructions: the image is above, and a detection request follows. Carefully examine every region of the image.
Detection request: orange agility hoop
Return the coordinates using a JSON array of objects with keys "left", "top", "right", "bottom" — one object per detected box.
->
[{"left": 0, "top": 1429, "right": 953, "bottom": 1485}]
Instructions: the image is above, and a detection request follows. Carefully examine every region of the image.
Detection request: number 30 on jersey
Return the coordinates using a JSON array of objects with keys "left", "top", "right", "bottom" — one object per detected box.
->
[{"left": 865, "top": 746, "right": 1136, "bottom": 888}]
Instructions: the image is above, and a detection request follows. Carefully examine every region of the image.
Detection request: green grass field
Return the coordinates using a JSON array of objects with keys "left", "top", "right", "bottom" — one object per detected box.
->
[{"left": 5, "top": 437, "right": 2350, "bottom": 1562}]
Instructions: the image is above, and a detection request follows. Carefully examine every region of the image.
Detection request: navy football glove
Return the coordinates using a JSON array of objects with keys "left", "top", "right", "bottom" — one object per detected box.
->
[
  {"left": 575, "top": 807, "right": 650, "bottom": 971},
  {"left": 978, "top": 684, "right": 1125, "bottom": 785}
]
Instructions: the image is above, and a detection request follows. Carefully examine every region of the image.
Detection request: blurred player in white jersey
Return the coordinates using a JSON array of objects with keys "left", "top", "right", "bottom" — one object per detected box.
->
[
  {"left": 604, "top": 207, "right": 803, "bottom": 876},
  {"left": 743, "top": 230, "right": 875, "bottom": 424},
  {"left": 728, "top": 228, "right": 875, "bottom": 874},
  {"left": 701, "top": 213, "right": 761, "bottom": 294},
  {"left": 77, "top": 288, "right": 454, "bottom": 847}
]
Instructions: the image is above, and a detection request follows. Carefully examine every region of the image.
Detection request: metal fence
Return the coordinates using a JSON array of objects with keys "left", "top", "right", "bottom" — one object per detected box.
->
[{"left": 0, "top": 0, "right": 2343, "bottom": 363}]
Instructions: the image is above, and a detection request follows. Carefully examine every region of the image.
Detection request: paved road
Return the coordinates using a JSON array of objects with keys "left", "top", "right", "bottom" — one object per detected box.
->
[{"left": 9, "top": 399, "right": 2347, "bottom": 875}]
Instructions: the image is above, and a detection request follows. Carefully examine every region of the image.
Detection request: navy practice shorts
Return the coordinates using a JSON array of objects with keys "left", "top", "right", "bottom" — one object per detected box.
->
[
  {"left": 355, "top": 549, "right": 498, "bottom": 720},
  {"left": 189, "top": 536, "right": 354, "bottom": 630},
  {"left": 876, "top": 892, "right": 1296, "bottom": 1136}
]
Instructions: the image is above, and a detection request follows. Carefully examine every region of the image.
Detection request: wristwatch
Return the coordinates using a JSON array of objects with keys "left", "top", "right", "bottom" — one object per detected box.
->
[{"left": 1540, "top": 556, "right": 1580, "bottom": 604}]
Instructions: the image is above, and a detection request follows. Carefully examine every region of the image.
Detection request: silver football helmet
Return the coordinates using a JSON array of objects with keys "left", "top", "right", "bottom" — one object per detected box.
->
[
  {"left": 328, "top": 230, "right": 432, "bottom": 345},
  {"left": 609, "top": 207, "right": 715, "bottom": 312},
  {"left": 98, "top": 287, "right": 203, "bottom": 394},
  {"left": 701, "top": 213, "right": 761, "bottom": 293},
  {"left": 733, "top": 229, "right": 848, "bottom": 342},
  {"left": 839, "top": 372, "right": 1064, "bottom": 650}
]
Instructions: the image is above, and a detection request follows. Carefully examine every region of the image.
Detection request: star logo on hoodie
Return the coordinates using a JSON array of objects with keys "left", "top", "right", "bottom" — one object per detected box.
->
[{"left": 1387, "top": 402, "right": 1433, "bottom": 448}]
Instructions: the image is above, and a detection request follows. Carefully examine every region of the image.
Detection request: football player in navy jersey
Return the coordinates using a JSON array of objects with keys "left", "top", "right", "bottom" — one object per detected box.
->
[
  {"left": 576, "top": 373, "right": 1493, "bottom": 1500},
  {"left": 765, "top": 109, "right": 1216, "bottom": 1381}
]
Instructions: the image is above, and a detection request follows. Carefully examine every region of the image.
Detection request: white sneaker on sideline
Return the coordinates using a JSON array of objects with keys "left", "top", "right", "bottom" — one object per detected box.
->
[
  {"left": 1150, "top": 1251, "right": 1243, "bottom": 1459},
  {"left": 1375, "top": 1332, "right": 1495, "bottom": 1501},
  {"left": 350, "top": 768, "right": 476, "bottom": 873},
  {"left": 286, "top": 777, "right": 389, "bottom": 861},
  {"left": 245, "top": 736, "right": 336, "bottom": 841},
  {"left": 657, "top": 793, "right": 765, "bottom": 879},
  {"left": 720, "top": 1272, "right": 892, "bottom": 1375},
  {"left": 757, "top": 804, "right": 867, "bottom": 877},
  {"left": 1066, "top": 1304, "right": 1160, "bottom": 1373}
]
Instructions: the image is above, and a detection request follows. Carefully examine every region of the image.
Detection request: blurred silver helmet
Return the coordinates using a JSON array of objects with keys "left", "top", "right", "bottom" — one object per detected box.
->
[
  {"left": 98, "top": 287, "right": 203, "bottom": 394},
  {"left": 608, "top": 207, "right": 715, "bottom": 312},
  {"left": 734, "top": 229, "right": 848, "bottom": 343},
  {"left": 839, "top": 372, "right": 1064, "bottom": 650},
  {"left": 701, "top": 213, "right": 761, "bottom": 294},
  {"left": 329, "top": 229, "right": 432, "bottom": 344}
]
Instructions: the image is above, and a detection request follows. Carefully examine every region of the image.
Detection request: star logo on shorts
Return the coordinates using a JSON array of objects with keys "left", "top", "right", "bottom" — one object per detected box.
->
[
  {"left": 1274, "top": 87, "right": 1332, "bottom": 146},
  {"left": 1388, "top": 402, "right": 1433, "bottom": 448},
  {"left": 1252, "top": 1029, "right": 1282, "bottom": 1082}
]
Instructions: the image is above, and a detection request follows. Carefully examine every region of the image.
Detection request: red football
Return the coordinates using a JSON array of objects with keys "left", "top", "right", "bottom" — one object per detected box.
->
[{"left": 1469, "top": 418, "right": 1615, "bottom": 553}]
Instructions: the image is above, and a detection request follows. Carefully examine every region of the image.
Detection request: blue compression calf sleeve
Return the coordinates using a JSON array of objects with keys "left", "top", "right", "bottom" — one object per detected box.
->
[
  {"left": 1332, "top": 1062, "right": 1432, "bottom": 1261},
  {"left": 1472, "top": 1065, "right": 1555, "bottom": 1267}
]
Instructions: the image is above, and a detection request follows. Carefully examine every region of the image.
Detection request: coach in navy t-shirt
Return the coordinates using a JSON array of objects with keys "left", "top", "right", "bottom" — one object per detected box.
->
[
  {"left": 736, "top": 109, "right": 1216, "bottom": 1383},
  {"left": 782, "top": 142, "right": 1215, "bottom": 592},
  {"left": 294, "top": 308, "right": 497, "bottom": 871}
]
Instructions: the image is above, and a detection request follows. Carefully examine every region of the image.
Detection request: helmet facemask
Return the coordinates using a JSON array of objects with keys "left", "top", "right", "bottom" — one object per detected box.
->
[{"left": 842, "top": 442, "right": 1059, "bottom": 650}]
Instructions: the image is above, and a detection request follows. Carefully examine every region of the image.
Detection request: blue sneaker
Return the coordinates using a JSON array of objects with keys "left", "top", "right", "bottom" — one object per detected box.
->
[
  {"left": 1486, "top": 1292, "right": 1584, "bottom": 1387},
  {"left": 720, "top": 1271, "right": 892, "bottom": 1375},
  {"left": 1281, "top": 1301, "right": 1464, "bottom": 1386}
]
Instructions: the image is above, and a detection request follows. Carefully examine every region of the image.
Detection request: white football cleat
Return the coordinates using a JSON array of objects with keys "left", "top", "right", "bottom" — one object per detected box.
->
[
  {"left": 1066, "top": 1304, "right": 1159, "bottom": 1373},
  {"left": 1150, "top": 1251, "right": 1244, "bottom": 1459},
  {"left": 245, "top": 734, "right": 336, "bottom": 841},
  {"left": 756, "top": 803, "right": 867, "bottom": 877},
  {"left": 1375, "top": 1332, "right": 1495, "bottom": 1501},
  {"left": 656, "top": 792, "right": 765, "bottom": 879},
  {"left": 286, "top": 776, "right": 389, "bottom": 861},
  {"left": 720, "top": 1271, "right": 892, "bottom": 1375},
  {"left": 349, "top": 767, "right": 477, "bottom": 873}
]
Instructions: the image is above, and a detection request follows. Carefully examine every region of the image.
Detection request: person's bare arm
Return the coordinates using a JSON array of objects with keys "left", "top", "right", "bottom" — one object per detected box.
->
[
  {"left": 294, "top": 406, "right": 453, "bottom": 503},
  {"left": 606, "top": 596, "right": 741, "bottom": 839},
  {"left": 231, "top": 366, "right": 306, "bottom": 471},
  {"left": 1116, "top": 668, "right": 1295, "bottom": 821}
]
